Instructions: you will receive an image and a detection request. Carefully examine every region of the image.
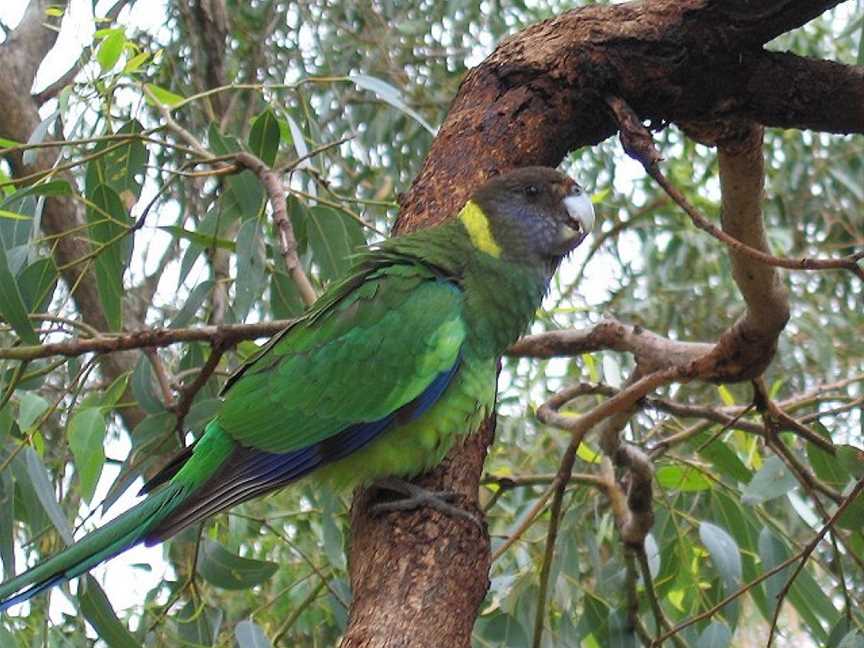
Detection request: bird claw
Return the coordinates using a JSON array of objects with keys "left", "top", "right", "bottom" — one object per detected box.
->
[{"left": 368, "top": 477, "right": 484, "bottom": 529}]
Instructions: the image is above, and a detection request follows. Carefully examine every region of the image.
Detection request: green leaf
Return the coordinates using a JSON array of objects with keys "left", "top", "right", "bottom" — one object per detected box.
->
[
  {"left": 17, "top": 257, "right": 58, "bottom": 313},
  {"left": 807, "top": 422, "right": 849, "bottom": 489},
  {"left": 123, "top": 51, "right": 150, "bottom": 74},
  {"left": 759, "top": 529, "right": 832, "bottom": 642},
  {"left": 234, "top": 620, "right": 273, "bottom": 648},
  {"left": 838, "top": 445, "right": 864, "bottom": 479},
  {"left": 85, "top": 121, "right": 149, "bottom": 205},
  {"left": 132, "top": 354, "right": 165, "bottom": 414},
  {"left": 697, "top": 435, "right": 752, "bottom": 484},
  {"left": 234, "top": 219, "right": 267, "bottom": 322},
  {"left": 80, "top": 576, "right": 141, "bottom": 648},
  {"left": 23, "top": 109, "right": 58, "bottom": 166},
  {"left": 175, "top": 600, "right": 222, "bottom": 646},
  {"left": 103, "top": 411, "right": 176, "bottom": 512},
  {"left": 18, "top": 392, "right": 50, "bottom": 431},
  {"left": 699, "top": 521, "right": 742, "bottom": 590},
  {"left": 68, "top": 407, "right": 106, "bottom": 503},
  {"left": 838, "top": 630, "right": 864, "bottom": 648},
  {"left": 170, "top": 280, "right": 214, "bottom": 328},
  {"left": 208, "top": 124, "right": 265, "bottom": 219},
  {"left": 717, "top": 385, "right": 735, "bottom": 406},
  {"left": 306, "top": 206, "right": 365, "bottom": 282},
  {"left": 0, "top": 245, "right": 39, "bottom": 344},
  {"left": 270, "top": 270, "right": 304, "bottom": 319},
  {"left": 196, "top": 538, "right": 278, "bottom": 590},
  {"left": 836, "top": 486, "right": 864, "bottom": 531},
  {"left": 741, "top": 456, "right": 797, "bottom": 505},
  {"left": 0, "top": 209, "right": 30, "bottom": 221},
  {"left": 320, "top": 489, "right": 346, "bottom": 570},
  {"left": 0, "top": 624, "right": 20, "bottom": 648},
  {"left": 97, "top": 29, "right": 126, "bottom": 72},
  {"left": 656, "top": 464, "right": 713, "bottom": 492},
  {"left": 0, "top": 469, "right": 16, "bottom": 575},
  {"left": 145, "top": 83, "right": 185, "bottom": 108},
  {"left": 350, "top": 73, "right": 436, "bottom": 134},
  {"left": 160, "top": 225, "right": 236, "bottom": 252},
  {"left": 87, "top": 184, "right": 132, "bottom": 330},
  {"left": 249, "top": 109, "right": 281, "bottom": 166},
  {"left": 14, "top": 447, "right": 74, "bottom": 544},
  {"left": 475, "top": 611, "right": 531, "bottom": 647},
  {"left": 698, "top": 621, "right": 732, "bottom": 648},
  {"left": 186, "top": 397, "right": 221, "bottom": 431}
]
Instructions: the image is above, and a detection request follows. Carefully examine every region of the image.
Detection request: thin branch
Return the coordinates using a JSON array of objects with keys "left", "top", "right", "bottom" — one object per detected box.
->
[
  {"left": 172, "top": 345, "right": 225, "bottom": 443},
  {"left": 0, "top": 320, "right": 294, "bottom": 360},
  {"left": 604, "top": 96, "right": 864, "bottom": 281},
  {"left": 531, "top": 367, "right": 687, "bottom": 648},
  {"left": 766, "top": 476, "right": 864, "bottom": 646},
  {"left": 234, "top": 152, "right": 317, "bottom": 305}
]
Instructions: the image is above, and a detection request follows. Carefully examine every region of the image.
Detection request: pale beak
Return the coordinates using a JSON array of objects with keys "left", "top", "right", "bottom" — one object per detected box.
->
[{"left": 560, "top": 189, "right": 595, "bottom": 246}]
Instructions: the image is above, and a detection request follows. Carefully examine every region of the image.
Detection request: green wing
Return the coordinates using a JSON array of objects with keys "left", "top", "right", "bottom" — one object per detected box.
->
[{"left": 217, "top": 264, "right": 466, "bottom": 453}]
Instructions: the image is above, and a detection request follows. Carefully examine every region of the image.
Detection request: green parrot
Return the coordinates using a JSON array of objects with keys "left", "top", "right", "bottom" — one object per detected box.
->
[{"left": 0, "top": 166, "right": 594, "bottom": 610}]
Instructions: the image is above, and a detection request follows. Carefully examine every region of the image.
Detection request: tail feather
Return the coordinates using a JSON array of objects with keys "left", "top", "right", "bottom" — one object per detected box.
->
[{"left": 0, "top": 484, "right": 186, "bottom": 612}]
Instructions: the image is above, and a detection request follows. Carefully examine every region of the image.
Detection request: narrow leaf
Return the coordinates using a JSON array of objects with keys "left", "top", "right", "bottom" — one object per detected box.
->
[
  {"left": 145, "top": 83, "right": 185, "bottom": 108},
  {"left": 235, "top": 620, "right": 273, "bottom": 648},
  {"left": 68, "top": 407, "right": 107, "bottom": 503},
  {"left": 741, "top": 456, "right": 797, "bottom": 505},
  {"left": 196, "top": 539, "right": 278, "bottom": 590},
  {"left": 0, "top": 245, "right": 39, "bottom": 344},
  {"left": 97, "top": 29, "right": 126, "bottom": 72},
  {"left": 87, "top": 184, "right": 132, "bottom": 330},
  {"left": 15, "top": 447, "right": 74, "bottom": 544},
  {"left": 350, "top": 74, "right": 436, "bottom": 134},
  {"left": 248, "top": 109, "right": 280, "bottom": 167},
  {"left": 80, "top": 576, "right": 141, "bottom": 648}
]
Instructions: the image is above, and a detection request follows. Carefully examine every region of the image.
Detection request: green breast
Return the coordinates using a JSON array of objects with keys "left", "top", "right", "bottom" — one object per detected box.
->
[{"left": 317, "top": 351, "right": 497, "bottom": 491}]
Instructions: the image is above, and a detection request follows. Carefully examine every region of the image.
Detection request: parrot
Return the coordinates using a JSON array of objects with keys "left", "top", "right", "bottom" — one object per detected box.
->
[{"left": 0, "top": 165, "right": 594, "bottom": 611}]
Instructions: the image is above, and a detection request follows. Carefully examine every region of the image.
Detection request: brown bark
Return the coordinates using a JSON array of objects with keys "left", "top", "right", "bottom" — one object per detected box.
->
[{"left": 342, "top": 1, "right": 859, "bottom": 646}]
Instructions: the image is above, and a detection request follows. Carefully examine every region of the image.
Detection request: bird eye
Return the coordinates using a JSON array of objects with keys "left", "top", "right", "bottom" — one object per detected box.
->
[{"left": 524, "top": 185, "right": 539, "bottom": 197}]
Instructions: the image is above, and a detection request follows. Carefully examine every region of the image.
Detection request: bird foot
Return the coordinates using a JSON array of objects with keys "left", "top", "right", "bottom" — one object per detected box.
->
[{"left": 368, "top": 477, "right": 483, "bottom": 529}]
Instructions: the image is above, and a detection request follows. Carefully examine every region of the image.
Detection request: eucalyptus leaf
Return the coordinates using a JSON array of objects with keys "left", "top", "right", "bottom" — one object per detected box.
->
[
  {"left": 249, "top": 109, "right": 281, "bottom": 166},
  {"left": 741, "top": 456, "right": 797, "bottom": 505},
  {"left": 67, "top": 407, "right": 106, "bottom": 504},
  {"left": 196, "top": 538, "right": 278, "bottom": 590},
  {"left": 13, "top": 447, "right": 74, "bottom": 545},
  {"left": 80, "top": 576, "right": 141, "bottom": 648},
  {"left": 234, "top": 620, "right": 273, "bottom": 648}
]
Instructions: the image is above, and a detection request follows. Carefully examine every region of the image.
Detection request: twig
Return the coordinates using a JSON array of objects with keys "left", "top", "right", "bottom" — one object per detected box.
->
[
  {"left": 604, "top": 96, "right": 864, "bottom": 281},
  {"left": 271, "top": 578, "right": 327, "bottom": 644},
  {"left": 172, "top": 345, "right": 225, "bottom": 443},
  {"left": 144, "top": 348, "right": 174, "bottom": 408},
  {"left": 531, "top": 367, "right": 687, "bottom": 648},
  {"left": 636, "top": 546, "right": 687, "bottom": 648},
  {"left": 653, "top": 476, "right": 864, "bottom": 646},
  {"left": 234, "top": 152, "right": 317, "bottom": 305},
  {"left": 0, "top": 319, "right": 294, "bottom": 360},
  {"left": 766, "top": 476, "right": 864, "bottom": 647}
]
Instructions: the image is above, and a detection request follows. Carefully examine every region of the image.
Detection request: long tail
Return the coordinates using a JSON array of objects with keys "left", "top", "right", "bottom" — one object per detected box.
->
[{"left": 0, "top": 483, "right": 188, "bottom": 611}]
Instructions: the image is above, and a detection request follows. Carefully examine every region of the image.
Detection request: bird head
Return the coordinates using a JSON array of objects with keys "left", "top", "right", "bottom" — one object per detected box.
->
[{"left": 465, "top": 166, "right": 595, "bottom": 266}]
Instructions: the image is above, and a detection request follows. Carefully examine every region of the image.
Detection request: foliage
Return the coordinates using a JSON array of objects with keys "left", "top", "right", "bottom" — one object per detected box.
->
[{"left": 0, "top": 1, "right": 862, "bottom": 646}]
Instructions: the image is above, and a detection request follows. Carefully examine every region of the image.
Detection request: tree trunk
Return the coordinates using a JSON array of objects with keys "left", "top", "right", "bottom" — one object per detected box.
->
[{"left": 340, "top": 1, "right": 864, "bottom": 645}]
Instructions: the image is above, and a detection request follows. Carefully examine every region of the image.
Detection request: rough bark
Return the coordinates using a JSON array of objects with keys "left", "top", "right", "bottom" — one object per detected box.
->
[{"left": 342, "top": 1, "right": 858, "bottom": 645}]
